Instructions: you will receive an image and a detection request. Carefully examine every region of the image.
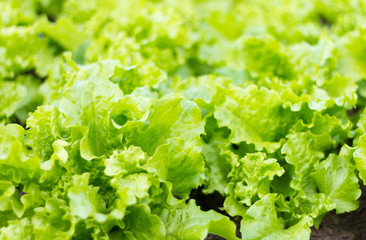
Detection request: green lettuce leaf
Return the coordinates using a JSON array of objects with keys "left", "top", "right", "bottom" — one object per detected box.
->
[
  {"left": 311, "top": 150, "right": 360, "bottom": 213},
  {"left": 228, "top": 153, "right": 284, "bottom": 206},
  {"left": 58, "top": 73, "right": 124, "bottom": 160},
  {"left": 36, "top": 17, "right": 87, "bottom": 51},
  {"left": 32, "top": 198, "right": 75, "bottom": 240},
  {"left": 147, "top": 138, "right": 205, "bottom": 199},
  {"left": 110, "top": 62, "right": 166, "bottom": 95},
  {"left": 67, "top": 173, "right": 106, "bottom": 220},
  {"left": 0, "top": 81, "right": 26, "bottom": 118},
  {"left": 201, "top": 116, "right": 232, "bottom": 195},
  {"left": 123, "top": 205, "right": 166, "bottom": 240},
  {"left": 233, "top": 36, "right": 294, "bottom": 79},
  {"left": 25, "top": 105, "right": 62, "bottom": 161},
  {"left": 353, "top": 133, "right": 366, "bottom": 184},
  {"left": 241, "top": 194, "right": 311, "bottom": 240},
  {"left": 104, "top": 146, "right": 146, "bottom": 177},
  {"left": 213, "top": 84, "right": 296, "bottom": 152},
  {"left": 160, "top": 200, "right": 238, "bottom": 240},
  {"left": 122, "top": 97, "right": 204, "bottom": 155},
  {"left": 0, "top": 218, "right": 33, "bottom": 240}
]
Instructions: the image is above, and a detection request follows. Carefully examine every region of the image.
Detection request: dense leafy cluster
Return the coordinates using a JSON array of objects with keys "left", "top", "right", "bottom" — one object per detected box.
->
[{"left": 2, "top": 0, "right": 366, "bottom": 239}]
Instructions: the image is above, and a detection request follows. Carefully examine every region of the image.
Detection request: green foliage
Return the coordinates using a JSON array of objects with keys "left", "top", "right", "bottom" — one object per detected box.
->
[{"left": 1, "top": 0, "right": 366, "bottom": 239}]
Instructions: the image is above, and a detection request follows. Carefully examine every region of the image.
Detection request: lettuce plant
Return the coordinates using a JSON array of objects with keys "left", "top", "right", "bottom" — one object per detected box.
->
[{"left": 1, "top": 0, "right": 366, "bottom": 239}]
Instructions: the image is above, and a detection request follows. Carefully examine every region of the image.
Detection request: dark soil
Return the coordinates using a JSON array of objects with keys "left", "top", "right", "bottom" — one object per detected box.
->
[
  {"left": 205, "top": 185, "right": 366, "bottom": 240},
  {"left": 310, "top": 184, "right": 366, "bottom": 240}
]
